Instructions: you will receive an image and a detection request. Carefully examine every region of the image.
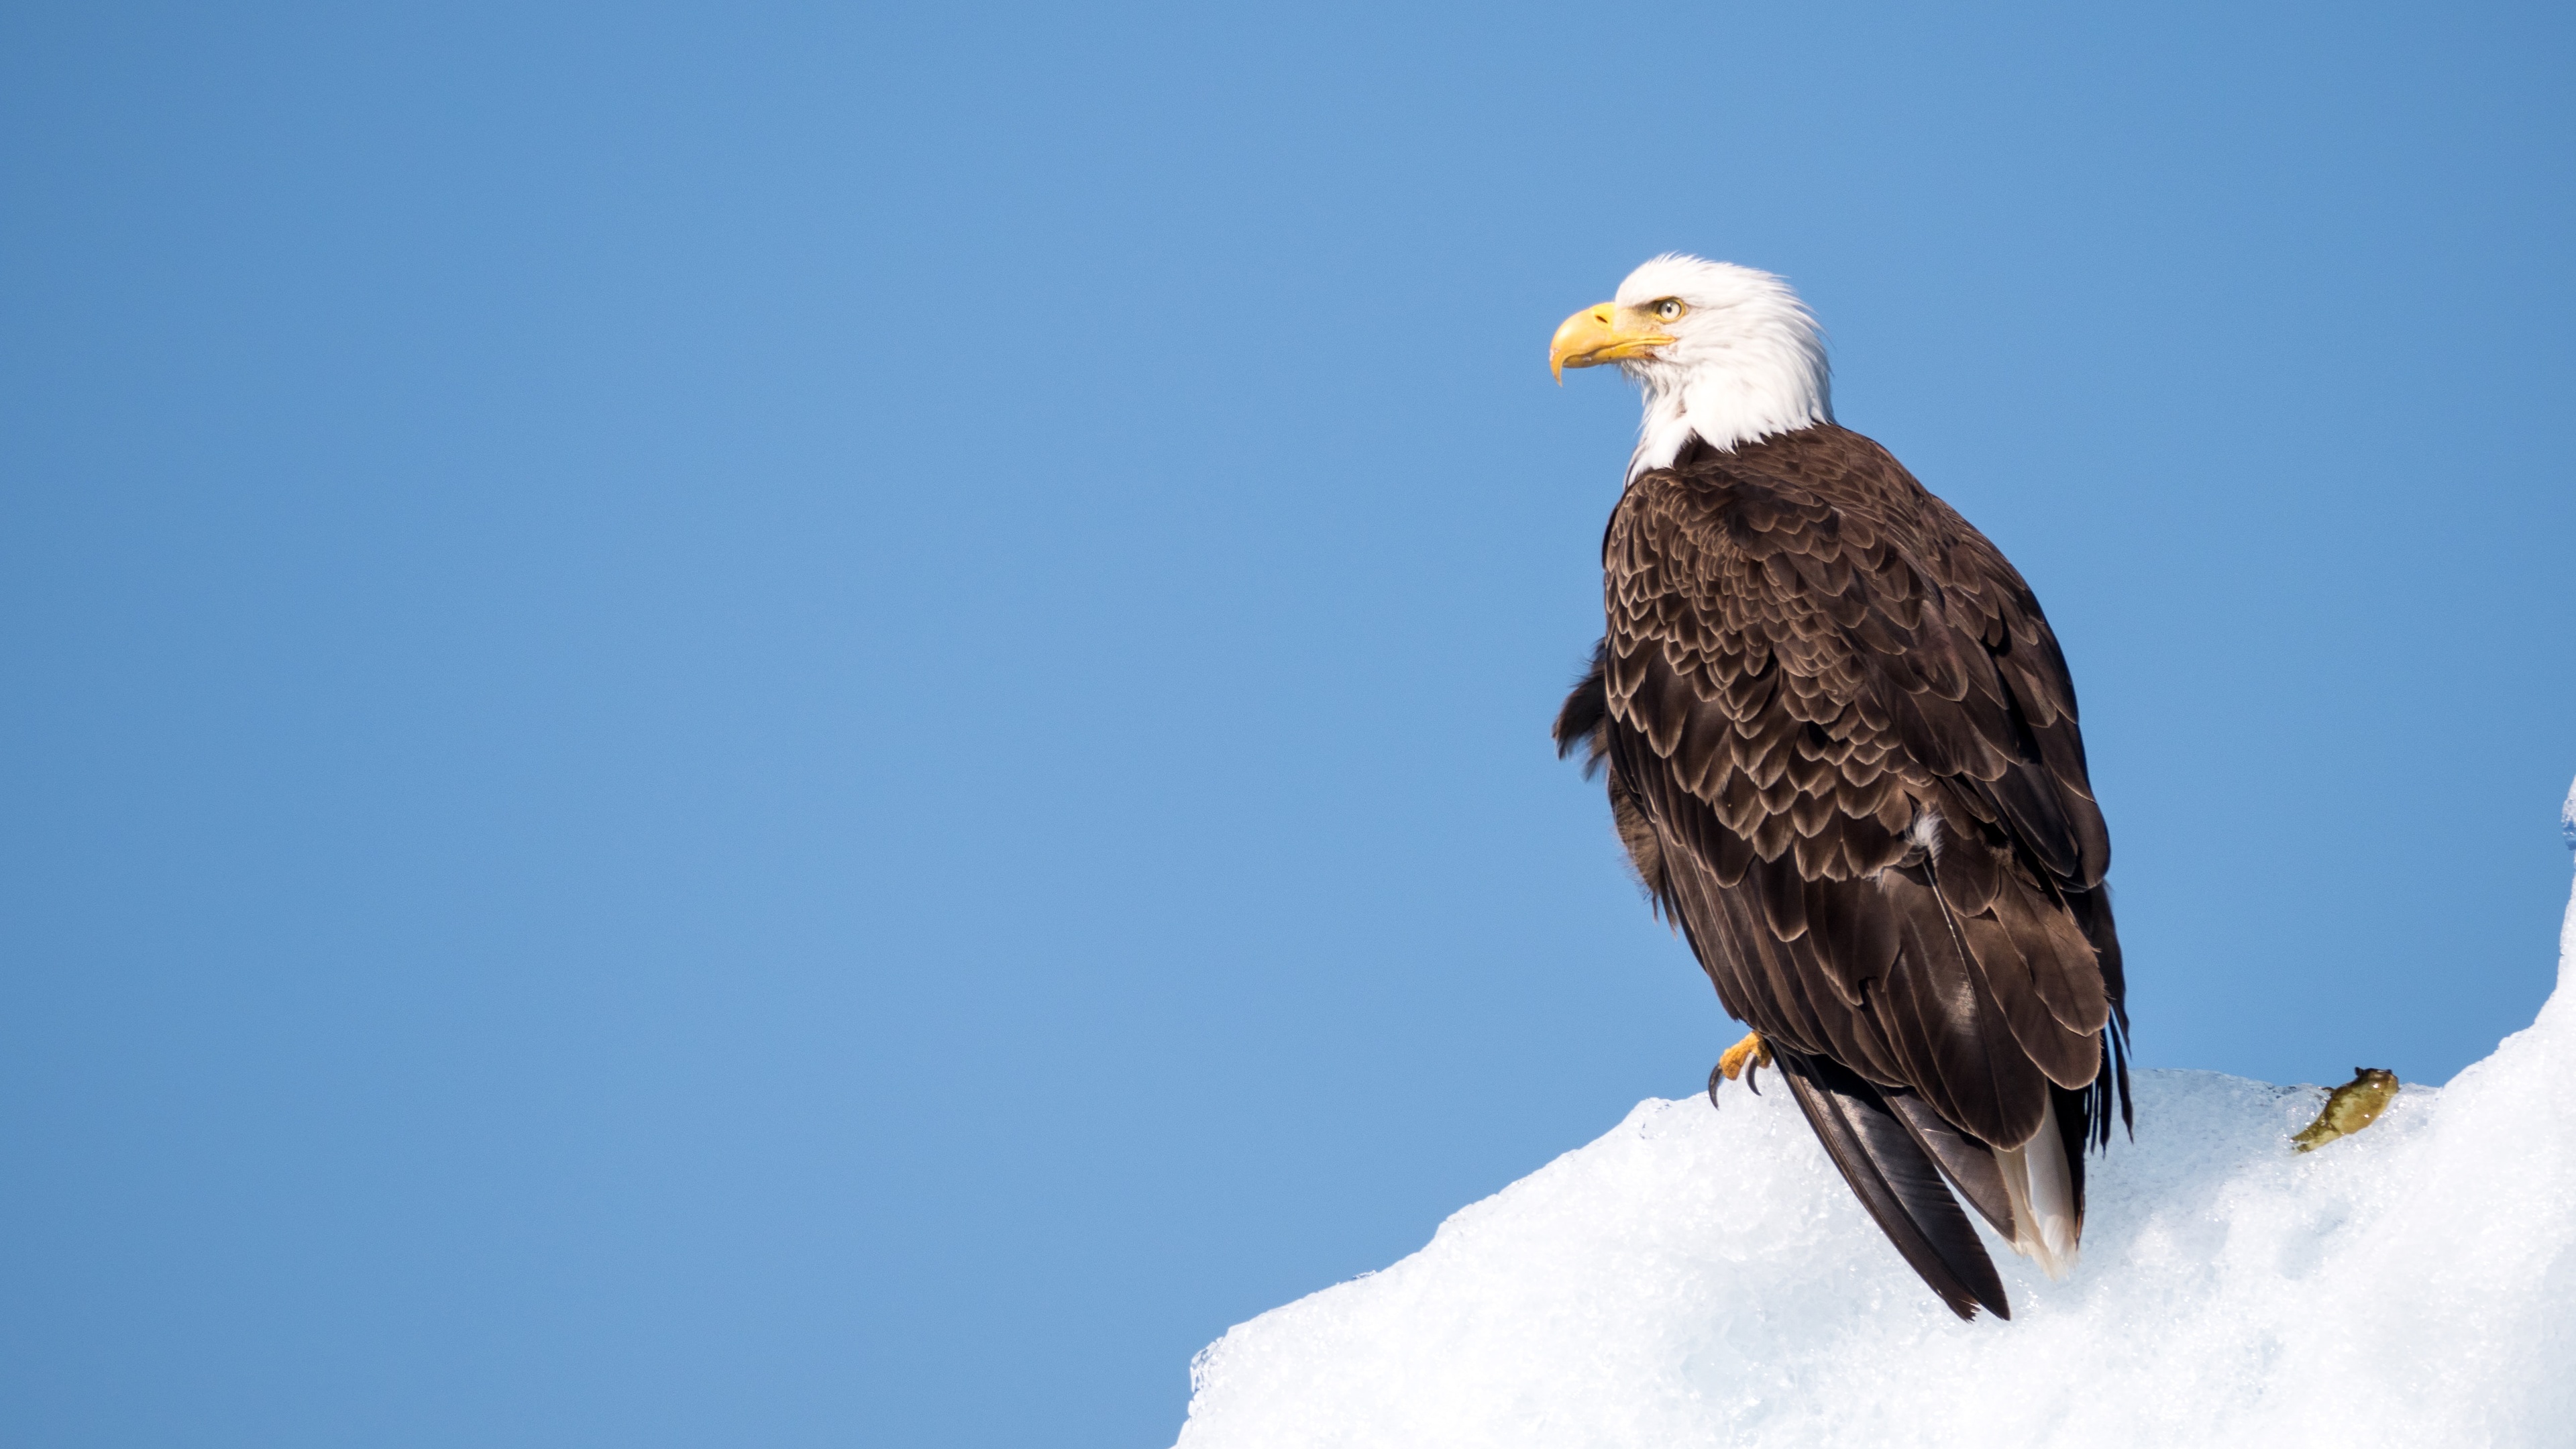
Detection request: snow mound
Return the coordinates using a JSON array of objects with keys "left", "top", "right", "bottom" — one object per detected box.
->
[{"left": 1175, "top": 877, "right": 2576, "bottom": 1447}]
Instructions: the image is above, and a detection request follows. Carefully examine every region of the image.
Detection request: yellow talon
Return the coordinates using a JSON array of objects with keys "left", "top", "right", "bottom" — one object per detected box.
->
[{"left": 1719, "top": 1031, "right": 1771, "bottom": 1081}]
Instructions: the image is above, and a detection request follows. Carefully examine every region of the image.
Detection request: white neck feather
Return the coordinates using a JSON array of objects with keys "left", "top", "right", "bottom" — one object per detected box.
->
[{"left": 1609, "top": 257, "right": 1834, "bottom": 482}]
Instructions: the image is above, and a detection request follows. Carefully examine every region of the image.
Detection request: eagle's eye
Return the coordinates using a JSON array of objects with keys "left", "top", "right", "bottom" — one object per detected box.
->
[{"left": 1652, "top": 299, "right": 1686, "bottom": 323}]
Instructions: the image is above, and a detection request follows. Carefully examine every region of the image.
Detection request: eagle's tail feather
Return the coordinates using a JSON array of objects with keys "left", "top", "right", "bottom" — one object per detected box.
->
[
  {"left": 1992, "top": 1093, "right": 2080, "bottom": 1279},
  {"left": 1775, "top": 1048, "right": 2010, "bottom": 1322}
]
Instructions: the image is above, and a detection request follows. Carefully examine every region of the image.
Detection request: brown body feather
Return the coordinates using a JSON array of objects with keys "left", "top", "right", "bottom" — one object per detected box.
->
[{"left": 1555, "top": 424, "right": 2131, "bottom": 1319}]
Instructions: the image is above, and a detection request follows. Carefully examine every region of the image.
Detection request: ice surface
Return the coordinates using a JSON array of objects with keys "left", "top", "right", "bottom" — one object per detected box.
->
[{"left": 1175, "top": 852, "right": 2576, "bottom": 1447}]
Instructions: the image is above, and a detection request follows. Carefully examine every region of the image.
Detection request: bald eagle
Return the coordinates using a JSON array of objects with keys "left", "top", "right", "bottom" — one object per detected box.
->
[{"left": 1548, "top": 256, "right": 2130, "bottom": 1321}]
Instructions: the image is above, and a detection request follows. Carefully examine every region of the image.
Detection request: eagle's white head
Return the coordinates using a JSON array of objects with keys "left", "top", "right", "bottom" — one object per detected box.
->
[{"left": 1549, "top": 254, "right": 1833, "bottom": 480}]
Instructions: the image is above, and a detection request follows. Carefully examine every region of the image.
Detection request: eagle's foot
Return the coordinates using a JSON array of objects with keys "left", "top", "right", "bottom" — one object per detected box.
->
[{"left": 1711, "top": 1030, "right": 1770, "bottom": 1101}]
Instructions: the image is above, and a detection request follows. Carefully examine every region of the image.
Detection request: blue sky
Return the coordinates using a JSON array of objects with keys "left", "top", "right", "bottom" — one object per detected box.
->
[{"left": 5, "top": 3, "right": 2572, "bottom": 1446}]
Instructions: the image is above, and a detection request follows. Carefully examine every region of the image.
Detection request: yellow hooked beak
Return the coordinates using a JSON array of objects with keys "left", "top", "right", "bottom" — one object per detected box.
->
[{"left": 1548, "top": 302, "right": 1676, "bottom": 382}]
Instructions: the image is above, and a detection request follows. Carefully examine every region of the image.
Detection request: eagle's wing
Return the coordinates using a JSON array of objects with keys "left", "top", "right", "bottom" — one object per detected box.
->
[{"left": 1556, "top": 427, "right": 2129, "bottom": 1317}]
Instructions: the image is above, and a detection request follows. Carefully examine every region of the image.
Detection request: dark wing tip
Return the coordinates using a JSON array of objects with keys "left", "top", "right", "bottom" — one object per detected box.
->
[{"left": 1776, "top": 1049, "right": 2011, "bottom": 1322}]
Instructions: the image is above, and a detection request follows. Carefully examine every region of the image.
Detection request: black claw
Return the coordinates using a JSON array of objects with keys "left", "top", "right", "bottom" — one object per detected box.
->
[
  {"left": 1744, "top": 1058, "right": 1764, "bottom": 1096},
  {"left": 1706, "top": 1060, "right": 1725, "bottom": 1110}
]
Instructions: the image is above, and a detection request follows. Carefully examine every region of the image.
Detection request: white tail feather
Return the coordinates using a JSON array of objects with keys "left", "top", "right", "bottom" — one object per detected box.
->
[{"left": 1992, "top": 1096, "right": 2081, "bottom": 1279}]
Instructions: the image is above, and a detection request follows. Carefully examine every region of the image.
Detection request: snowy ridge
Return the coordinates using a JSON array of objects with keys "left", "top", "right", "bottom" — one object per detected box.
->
[{"left": 1175, "top": 819, "right": 2576, "bottom": 1447}]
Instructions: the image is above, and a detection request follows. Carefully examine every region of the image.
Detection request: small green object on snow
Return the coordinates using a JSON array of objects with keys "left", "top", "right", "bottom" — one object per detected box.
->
[{"left": 2292, "top": 1068, "right": 2401, "bottom": 1152}]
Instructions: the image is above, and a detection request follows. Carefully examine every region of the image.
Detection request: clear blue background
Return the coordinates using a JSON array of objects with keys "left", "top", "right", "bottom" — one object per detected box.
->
[{"left": 5, "top": 3, "right": 2571, "bottom": 1444}]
